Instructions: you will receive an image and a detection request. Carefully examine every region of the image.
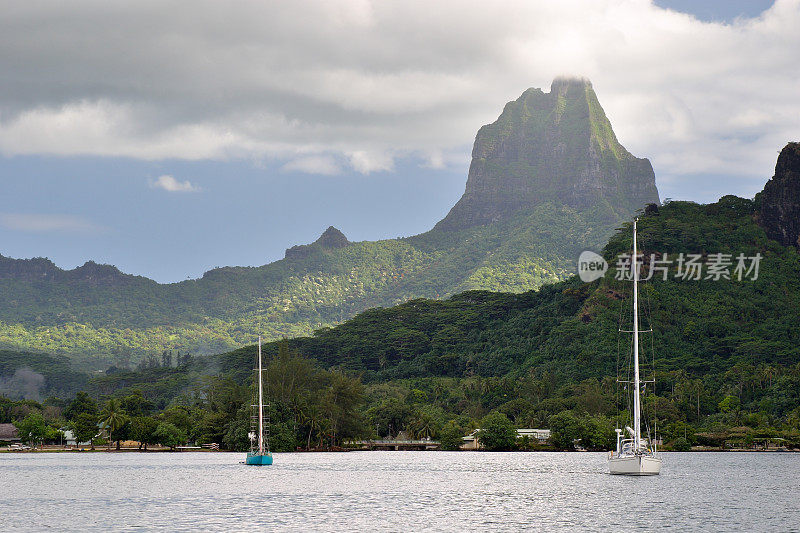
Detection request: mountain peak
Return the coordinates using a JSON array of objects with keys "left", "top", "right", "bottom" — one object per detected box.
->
[
  {"left": 435, "top": 78, "right": 659, "bottom": 231},
  {"left": 315, "top": 226, "right": 350, "bottom": 249},
  {"left": 285, "top": 226, "right": 350, "bottom": 260}
]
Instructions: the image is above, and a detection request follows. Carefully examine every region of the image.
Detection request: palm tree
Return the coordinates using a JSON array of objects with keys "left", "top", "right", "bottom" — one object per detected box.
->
[
  {"left": 100, "top": 399, "right": 127, "bottom": 451},
  {"left": 409, "top": 411, "right": 434, "bottom": 440},
  {"left": 301, "top": 403, "right": 324, "bottom": 450}
]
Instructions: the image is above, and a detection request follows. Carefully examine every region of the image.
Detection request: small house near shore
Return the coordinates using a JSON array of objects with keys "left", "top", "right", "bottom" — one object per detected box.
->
[
  {"left": 0, "top": 423, "right": 21, "bottom": 443},
  {"left": 461, "top": 428, "right": 551, "bottom": 450}
]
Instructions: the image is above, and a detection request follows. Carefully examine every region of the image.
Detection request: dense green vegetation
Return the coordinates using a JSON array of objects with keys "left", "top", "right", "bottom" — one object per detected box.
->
[
  {"left": 2, "top": 346, "right": 365, "bottom": 452},
  {"left": 4, "top": 196, "right": 800, "bottom": 451},
  {"left": 0, "top": 80, "right": 661, "bottom": 362},
  {"left": 0, "top": 350, "right": 88, "bottom": 399},
  {"left": 0, "top": 202, "right": 617, "bottom": 361}
]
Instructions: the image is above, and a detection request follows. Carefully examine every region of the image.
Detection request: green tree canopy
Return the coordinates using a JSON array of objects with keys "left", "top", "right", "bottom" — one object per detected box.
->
[
  {"left": 154, "top": 422, "right": 186, "bottom": 450},
  {"left": 70, "top": 412, "right": 99, "bottom": 448},
  {"left": 64, "top": 391, "right": 98, "bottom": 420},
  {"left": 14, "top": 412, "right": 49, "bottom": 447},
  {"left": 130, "top": 416, "right": 160, "bottom": 450},
  {"left": 548, "top": 410, "right": 581, "bottom": 450},
  {"left": 478, "top": 412, "right": 517, "bottom": 451},
  {"left": 439, "top": 421, "right": 466, "bottom": 451},
  {"left": 672, "top": 437, "right": 692, "bottom": 451},
  {"left": 719, "top": 395, "right": 741, "bottom": 413}
]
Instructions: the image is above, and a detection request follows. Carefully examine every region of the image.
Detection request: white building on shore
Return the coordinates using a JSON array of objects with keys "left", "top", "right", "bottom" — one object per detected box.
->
[{"left": 461, "top": 428, "right": 551, "bottom": 450}]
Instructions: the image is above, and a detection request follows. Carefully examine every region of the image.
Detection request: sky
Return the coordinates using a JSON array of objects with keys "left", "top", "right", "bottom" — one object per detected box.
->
[{"left": 0, "top": 0, "right": 796, "bottom": 282}]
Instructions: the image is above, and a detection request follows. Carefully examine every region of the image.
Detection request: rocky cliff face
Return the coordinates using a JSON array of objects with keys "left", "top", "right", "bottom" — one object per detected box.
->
[
  {"left": 756, "top": 142, "right": 800, "bottom": 247},
  {"left": 435, "top": 78, "right": 659, "bottom": 231}
]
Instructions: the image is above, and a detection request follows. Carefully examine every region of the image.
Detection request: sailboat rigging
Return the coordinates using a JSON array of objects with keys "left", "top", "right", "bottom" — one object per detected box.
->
[
  {"left": 246, "top": 337, "right": 273, "bottom": 466},
  {"left": 608, "top": 218, "right": 662, "bottom": 475}
]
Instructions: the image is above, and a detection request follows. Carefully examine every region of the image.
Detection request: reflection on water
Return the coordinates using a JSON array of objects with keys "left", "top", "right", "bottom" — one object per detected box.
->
[{"left": 1, "top": 451, "right": 798, "bottom": 531}]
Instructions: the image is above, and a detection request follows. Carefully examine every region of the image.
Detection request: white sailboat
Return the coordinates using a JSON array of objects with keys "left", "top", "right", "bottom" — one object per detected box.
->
[{"left": 609, "top": 218, "right": 662, "bottom": 476}]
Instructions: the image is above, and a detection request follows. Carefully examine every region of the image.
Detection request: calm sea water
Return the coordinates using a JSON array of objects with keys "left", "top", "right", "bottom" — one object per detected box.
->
[{"left": 1, "top": 451, "right": 798, "bottom": 532}]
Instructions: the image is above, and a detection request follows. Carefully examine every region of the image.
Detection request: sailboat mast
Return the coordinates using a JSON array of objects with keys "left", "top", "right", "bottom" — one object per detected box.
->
[
  {"left": 258, "top": 336, "right": 264, "bottom": 455},
  {"left": 632, "top": 219, "right": 642, "bottom": 451}
]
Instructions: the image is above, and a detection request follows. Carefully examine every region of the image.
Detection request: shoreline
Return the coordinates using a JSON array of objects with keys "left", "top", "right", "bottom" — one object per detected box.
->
[{"left": 3, "top": 446, "right": 798, "bottom": 454}]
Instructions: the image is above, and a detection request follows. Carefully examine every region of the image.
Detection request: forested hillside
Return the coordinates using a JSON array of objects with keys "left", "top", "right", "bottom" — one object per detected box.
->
[
  {"left": 0, "top": 350, "right": 88, "bottom": 400},
  {"left": 5, "top": 195, "right": 800, "bottom": 451},
  {"left": 0, "top": 79, "right": 657, "bottom": 361},
  {"left": 230, "top": 195, "right": 798, "bottom": 380}
]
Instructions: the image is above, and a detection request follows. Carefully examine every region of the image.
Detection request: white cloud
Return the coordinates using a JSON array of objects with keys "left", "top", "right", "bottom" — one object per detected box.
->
[
  {"left": 281, "top": 155, "right": 341, "bottom": 175},
  {"left": 0, "top": 213, "right": 105, "bottom": 234},
  {"left": 0, "top": 0, "right": 797, "bottom": 195},
  {"left": 149, "top": 175, "right": 200, "bottom": 193},
  {"left": 348, "top": 150, "right": 395, "bottom": 174}
]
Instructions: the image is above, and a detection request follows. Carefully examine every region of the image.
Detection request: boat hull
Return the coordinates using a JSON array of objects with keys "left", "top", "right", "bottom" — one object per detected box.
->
[
  {"left": 608, "top": 455, "right": 661, "bottom": 475},
  {"left": 246, "top": 452, "right": 273, "bottom": 465}
]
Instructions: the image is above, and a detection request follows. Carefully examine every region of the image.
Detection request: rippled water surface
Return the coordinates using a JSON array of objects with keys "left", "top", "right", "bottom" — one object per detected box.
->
[{"left": 1, "top": 451, "right": 799, "bottom": 531}]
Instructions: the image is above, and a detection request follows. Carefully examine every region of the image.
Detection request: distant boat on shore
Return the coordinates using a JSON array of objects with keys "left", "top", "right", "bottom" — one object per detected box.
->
[{"left": 246, "top": 337, "right": 272, "bottom": 466}]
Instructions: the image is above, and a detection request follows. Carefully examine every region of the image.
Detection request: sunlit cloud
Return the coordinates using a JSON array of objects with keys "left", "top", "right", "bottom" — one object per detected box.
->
[
  {"left": 348, "top": 150, "right": 395, "bottom": 174},
  {"left": 149, "top": 175, "right": 200, "bottom": 193},
  {"left": 281, "top": 155, "right": 341, "bottom": 175}
]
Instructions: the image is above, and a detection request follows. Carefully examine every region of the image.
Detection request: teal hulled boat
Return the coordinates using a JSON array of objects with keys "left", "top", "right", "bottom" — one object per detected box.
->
[
  {"left": 246, "top": 452, "right": 273, "bottom": 465},
  {"left": 246, "top": 337, "right": 273, "bottom": 466}
]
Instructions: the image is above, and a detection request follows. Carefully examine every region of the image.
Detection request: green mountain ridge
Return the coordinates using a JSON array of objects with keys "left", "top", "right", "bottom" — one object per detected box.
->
[
  {"left": 7, "top": 188, "right": 799, "bottom": 453},
  {"left": 221, "top": 196, "right": 797, "bottom": 382},
  {"left": 0, "top": 78, "right": 659, "bottom": 361}
]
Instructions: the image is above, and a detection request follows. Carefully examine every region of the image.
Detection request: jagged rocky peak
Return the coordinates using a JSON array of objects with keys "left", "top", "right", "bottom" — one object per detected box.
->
[
  {"left": 285, "top": 226, "right": 350, "bottom": 260},
  {"left": 756, "top": 142, "right": 800, "bottom": 247},
  {"left": 315, "top": 226, "right": 350, "bottom": 249},
  {"left": 435, "top": 77, "right": 660, "bottom": 231}
]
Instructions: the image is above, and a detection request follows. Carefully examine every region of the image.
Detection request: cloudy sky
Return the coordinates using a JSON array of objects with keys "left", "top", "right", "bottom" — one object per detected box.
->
[{"left": 1, "top": 0, "right": 796, "bottom": 282}]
